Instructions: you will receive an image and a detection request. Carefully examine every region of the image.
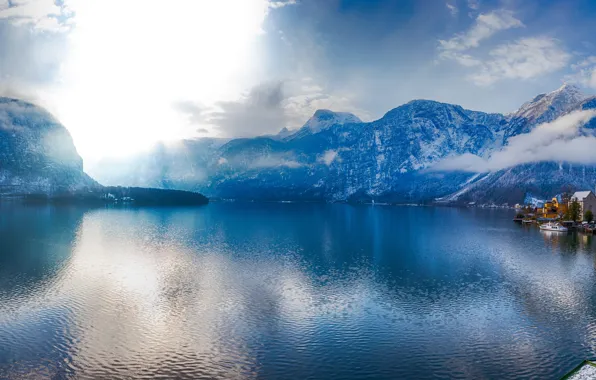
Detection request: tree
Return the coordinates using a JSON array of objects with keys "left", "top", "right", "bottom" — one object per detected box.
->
[
  {"left": 567, "top": 200, "right": 581, "bottom": 222},
  {"left": 585, "top": 209, "right": 594, "bottom": 223}
]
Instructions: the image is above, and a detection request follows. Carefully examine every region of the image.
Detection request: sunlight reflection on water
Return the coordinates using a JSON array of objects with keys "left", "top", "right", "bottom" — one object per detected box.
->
[{"left": 1, "top": 204, "right": 596, "bottom": 379}]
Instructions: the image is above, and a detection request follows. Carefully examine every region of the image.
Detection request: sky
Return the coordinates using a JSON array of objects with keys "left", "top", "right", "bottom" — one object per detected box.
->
[{"left": 3, "top": 0, "right": 596, "bottom": 162}]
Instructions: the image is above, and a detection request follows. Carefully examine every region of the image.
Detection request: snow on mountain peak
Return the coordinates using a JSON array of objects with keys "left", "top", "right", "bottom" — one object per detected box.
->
[
  {"left": 302, "top": 109, "right": 362, "bottom": 133},
  {"left": 512, "top": 83, "right": 587, "bottom": 121}
]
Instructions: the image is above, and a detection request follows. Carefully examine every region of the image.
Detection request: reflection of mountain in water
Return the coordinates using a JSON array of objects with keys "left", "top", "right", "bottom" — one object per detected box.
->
[
  {"left": 2, "top": 205, "right": 596, "bottom": 379},
  {"left": 0, "top": 204, "right": 85, "bottom": 303}
]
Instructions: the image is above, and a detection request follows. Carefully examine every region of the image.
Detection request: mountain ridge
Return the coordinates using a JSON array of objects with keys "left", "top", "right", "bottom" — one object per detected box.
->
[{"left": 17, "top": 84, "right": 596, "bottom": 205}]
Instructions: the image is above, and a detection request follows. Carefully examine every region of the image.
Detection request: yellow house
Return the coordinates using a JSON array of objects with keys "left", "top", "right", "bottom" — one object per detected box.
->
[{"left": 540, "top": 197, "right": 566, "bottom": 219}]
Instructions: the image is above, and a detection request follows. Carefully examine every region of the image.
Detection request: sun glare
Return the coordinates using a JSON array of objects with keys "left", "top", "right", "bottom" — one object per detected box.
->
[{"left": 53, "top": 0, "right": 270, "bottom": 162}]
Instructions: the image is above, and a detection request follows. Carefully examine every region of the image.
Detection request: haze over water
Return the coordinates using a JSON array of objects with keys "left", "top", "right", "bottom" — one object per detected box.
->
[{"left": 1, "top": 203, "right": 596, "bottom": 379}]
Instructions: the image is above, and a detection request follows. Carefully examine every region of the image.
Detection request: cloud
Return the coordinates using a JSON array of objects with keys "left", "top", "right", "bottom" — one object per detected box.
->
[
  {"left": 0, "top": 19, "right": 67, "bottom": 101},
  {"left": 197, "top": 78, "right": 366, "bottom": 137},
  {"left": 206, "top": 81, "right": 287, "bottom": 137},
  {"left": 283, "top": 78, "right": 370, "bottom": 126},
  {"left": 468, "top": 37, "right": 571, "bottom": 86},
  {"left": 566, "top": 56, "right": 596, "bottom": 89},
  {"left": 437, "top": 10, "right": 569, "bottom": 86},
  {"left": 431, "top": 110, "right": 596, "bottom": 172},
  {"left": 222, "top": 152, "right": 302, "bottom": 169},
  {"left": 441, "top": 51, "right": 482, "bottom": 67},
  {"left": 446, "top": 1, "right": 458, "bottom": 16},
  {"left": 172, "top": 101, "right": 208, "bottom": 125},
  {"left": 438, "top": 10, "right": 523, "bottom": 53},
  {"left": 319, "top": 150, "right": 339, "bottom": 166},
  {"left": 250, "top": 156, "right": 302, "bottom": 169},
  {"left": 269, "top": 0, "right": 297, "bottom": 9},
  {"left": 467, "top": 0, "right": 480, "bottom": 10},
  {"left": 0, "top": 0, "right": 73, "bottom": 31}
]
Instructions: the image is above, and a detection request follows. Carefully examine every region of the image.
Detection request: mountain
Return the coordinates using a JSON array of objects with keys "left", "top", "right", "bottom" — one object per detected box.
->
[
  {"left": 441, "top": 84, "right": 596, "bottom": 204},
  {"left": 0, "top": 98, "right": 209, "bottom": 206},
  {"left": 287, "top": 109, "right": 362, "bottom": 139},
  {"left": 89, "top": 84, "right": 596, "bottom": 205},
  {"left": 91, "top": 101, "right": 508, "bottom": 202},
  {"left": 0, "top": 98, "right": 97, "bottom": 194},
  {"left": 503, "top": 83, "right": 588, "bottom": 140},
  {"left": 87, "top": 138, "right": 228, "bottom": 190}
]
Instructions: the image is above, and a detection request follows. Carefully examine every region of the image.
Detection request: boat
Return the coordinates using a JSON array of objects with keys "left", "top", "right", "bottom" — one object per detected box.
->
[
  {"left": 539, "top": 222, "right": 568, "bottom": 232},
  {"left": 522, "top": 219, "right": 534, "bottom": 225}
]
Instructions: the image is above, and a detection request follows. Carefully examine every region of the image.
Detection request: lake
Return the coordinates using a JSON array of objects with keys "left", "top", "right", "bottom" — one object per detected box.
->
[{"left": 1, "top": 203, "right": 595, "bottom": 379}]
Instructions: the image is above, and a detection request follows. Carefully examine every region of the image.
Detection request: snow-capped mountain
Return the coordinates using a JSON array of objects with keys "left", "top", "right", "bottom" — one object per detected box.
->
[
  {"left": 439, "top": 84, "right": 596, "bottom": 203},
  {"left": 504, "top": 83, "right": 588, "bottom": 140},
  {"left": 0, "top": 98, "right": 97, "bottom": 194},
  {"left": 285, "top": 109, "right": 362, "bottom": 140},
  {"left": 87, "top": 84, "right": 596, "bottom": 204}
]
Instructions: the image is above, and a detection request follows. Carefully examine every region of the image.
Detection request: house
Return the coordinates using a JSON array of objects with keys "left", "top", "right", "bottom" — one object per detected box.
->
[
  {"left": 539, "top": 197, "right": 567, "bottom": 219},
  {"left": 570, "top": 191, "right": 596, "bottom": 221}
]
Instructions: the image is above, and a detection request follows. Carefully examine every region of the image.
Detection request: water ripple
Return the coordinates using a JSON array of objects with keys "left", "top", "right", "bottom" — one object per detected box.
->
[{"left": 1, "top": 204, "right": 596, "bottom": 379}]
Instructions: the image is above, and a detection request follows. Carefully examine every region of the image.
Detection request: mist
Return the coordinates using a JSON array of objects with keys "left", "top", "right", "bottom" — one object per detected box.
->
[{"left": 431, "top": 110, "right": 596, "bottom": 173}]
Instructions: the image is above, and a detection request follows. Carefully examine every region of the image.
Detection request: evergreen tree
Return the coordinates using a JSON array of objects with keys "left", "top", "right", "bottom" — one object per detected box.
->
[
  {"left": 568, "top": 200, "right": 581, "bottom": 222},
  {"left": 585, "top": 209, "right": 594, "bottom": 223}
]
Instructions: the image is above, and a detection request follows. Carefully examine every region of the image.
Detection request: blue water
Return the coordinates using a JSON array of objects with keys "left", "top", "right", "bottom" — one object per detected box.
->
[{"left": 1, "top": 203, "right": 596, "bottom": 379}]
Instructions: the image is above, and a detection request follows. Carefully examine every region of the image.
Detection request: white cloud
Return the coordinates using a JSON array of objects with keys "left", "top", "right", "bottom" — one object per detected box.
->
[
  {"left": 319, "top": 150, "right": 339, "bottom": 166},
  {"left": 172, "top": 101, "right": 208, "bottom": 125},
  {"left": 567, "top": 56, "right": 596, "bottom": 89},
  {"left": 283, "top": 78, "right": 369, "bottom": 128},
  {"left": 173, "top": 78, "right": 365, "bottom": 138},
  {"left": 438, "top": 10, "right": 523, "bottom": 53},
  {"left": 0, "top": 20, "right": 67, "bottom": 103},
  {"left": 468, "top": 37, "right": 571, "bottom": 86},
  {"left": 437, "top": 10, "right": 568, "bottom": 86},
  {"left": 269, "top": 0, "right": 297, "bottom": 8},
  {"left": 0, "top": 0, "right": 292, "bottom": 31},
  {"left": 431, "top": 110, "right": 596, "bottom": 172},
  {"left": 467, "top": 0, "right": 480, "bottom": 10},
  {"left": 205, "top": 81, "right": 287, "bottom": 137},
  {"left": 249, "top": 156, "right": 302, "bottom": 169},
  {"left": 441, "top": 51, "right": 482, "bottom": 67},
  {"left": 446, "top": 1, "right": 458, "bottom": 16},
  {"left": 0, "top": 0, "right": 72, "bottom": 31},
  {"left": 572, "top": 56, "right": 596, "bottom": 69}
]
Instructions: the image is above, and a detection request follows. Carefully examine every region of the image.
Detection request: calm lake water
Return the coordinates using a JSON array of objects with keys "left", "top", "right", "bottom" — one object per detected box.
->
[{"left": 1, "top": 203, "right": 596, "bottom": 379}]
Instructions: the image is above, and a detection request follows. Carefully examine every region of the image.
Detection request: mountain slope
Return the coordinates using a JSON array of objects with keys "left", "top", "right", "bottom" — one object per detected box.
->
[
  {"left": 504, "top": 83, "right": 588, "bottom": 140},
  {"left": 0, "top": 98, "right": 97, "bottom": 194},
  {"left": 441, "top": 84, "right": 596, "bottom": 203},
  {"left": 88, "top": 84, "right": 596, "bottom": 204},
  {"left": 91, "top": 101, "right": 509, "bottom": 202}
]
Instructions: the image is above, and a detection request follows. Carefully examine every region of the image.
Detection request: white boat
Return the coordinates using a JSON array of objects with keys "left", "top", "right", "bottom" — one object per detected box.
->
[{"left": 539, "top": 222, "right": 568, "bottom": 232}]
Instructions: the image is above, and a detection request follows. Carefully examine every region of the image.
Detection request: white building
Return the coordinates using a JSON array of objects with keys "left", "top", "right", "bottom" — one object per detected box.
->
[{"left": 570, "top": 191, "right": 596, "bottom": 220}]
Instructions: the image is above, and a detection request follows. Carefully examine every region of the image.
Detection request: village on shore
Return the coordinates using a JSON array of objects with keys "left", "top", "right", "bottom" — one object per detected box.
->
[{"left": 513, "top": 189, "right": 596, "bottom": 234}]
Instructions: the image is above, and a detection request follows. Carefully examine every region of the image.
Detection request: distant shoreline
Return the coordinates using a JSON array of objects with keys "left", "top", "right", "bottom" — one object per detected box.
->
[{"left": 0, "top": 187, "right": 209, "bottom": 207}]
